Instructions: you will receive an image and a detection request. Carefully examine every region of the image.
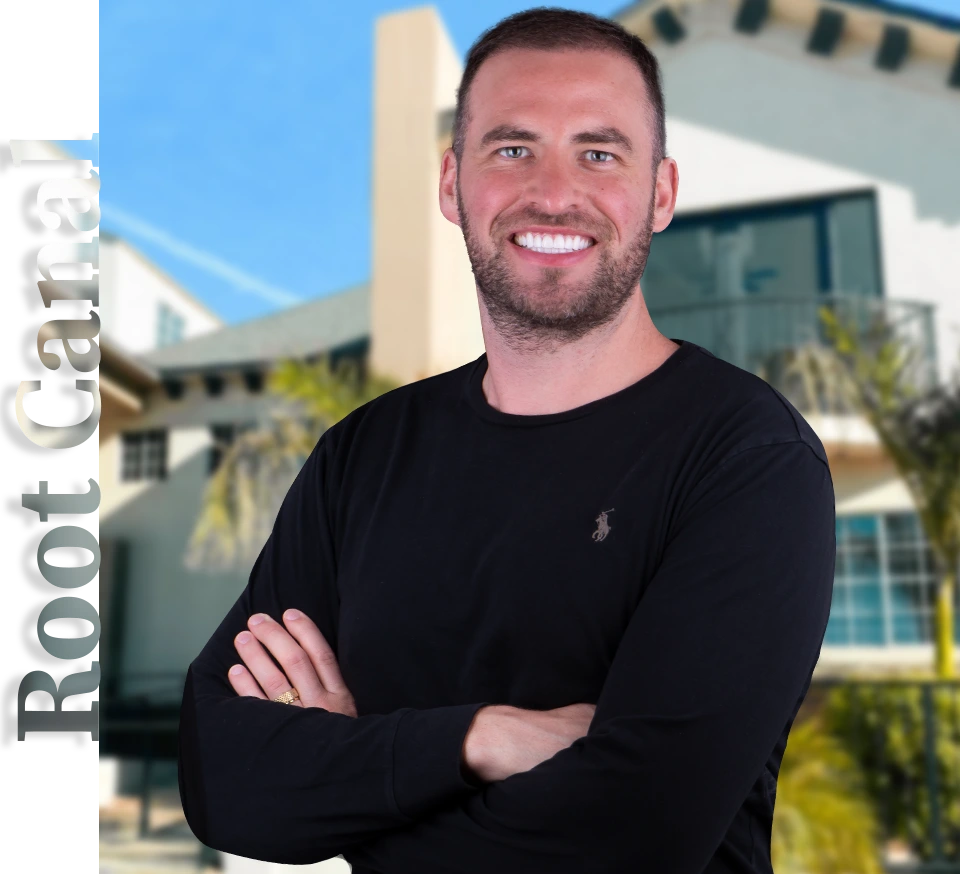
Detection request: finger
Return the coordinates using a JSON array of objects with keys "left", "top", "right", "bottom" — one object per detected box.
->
[
  {"left": 281, "top": 608, "right": 350, "bottom": 695},
  {"left": 227, "top": 664, "right": 269, "bottom": 700},
  {"left": 235, "top": 630, "right": 300, "bottom": 702},
  {"left": 243, "top": 615, "right": 328, "bottom": 706}
]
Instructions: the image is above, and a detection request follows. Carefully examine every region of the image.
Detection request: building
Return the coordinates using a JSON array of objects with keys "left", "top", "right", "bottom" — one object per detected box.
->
[
  {"left": 97, "top": 2, "right": 960, "bottom": 869},
  {"left": 99, "top": 0, "right": 960, "bottom": 807},
  {"left": 366, "top": 0, "right": 960, "bottom": 674},
  {"left": 100, "top": 283, "right": 370, "bottom": 701}
]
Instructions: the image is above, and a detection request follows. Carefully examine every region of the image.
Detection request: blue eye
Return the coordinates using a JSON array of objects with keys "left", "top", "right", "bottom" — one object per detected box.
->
[
  {"left": 586, "top": 150, "right": 614, "bottom": 162},
  {"left": 498, "top": 146, "right": 529, "bottom": 159}
]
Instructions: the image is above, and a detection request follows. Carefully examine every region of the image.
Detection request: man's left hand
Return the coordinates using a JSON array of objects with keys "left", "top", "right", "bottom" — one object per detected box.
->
[{"left": 227, "top": 608, "right": 358, "bottom": 717}]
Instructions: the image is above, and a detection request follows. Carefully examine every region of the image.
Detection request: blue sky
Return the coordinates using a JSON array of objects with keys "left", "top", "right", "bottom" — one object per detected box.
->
[{"left": 99, "top": 0, "right": 960, "bottom": 326}]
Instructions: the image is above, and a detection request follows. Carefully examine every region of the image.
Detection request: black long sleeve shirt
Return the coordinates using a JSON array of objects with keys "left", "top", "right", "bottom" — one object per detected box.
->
[{"left": 177, "top": 338, "right": 836, "bottom": 874}]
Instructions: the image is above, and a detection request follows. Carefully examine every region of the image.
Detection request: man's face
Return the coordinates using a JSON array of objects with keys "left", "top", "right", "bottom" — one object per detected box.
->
[{"left": 441, "top": 47, "right": 678, "bottom": 351}]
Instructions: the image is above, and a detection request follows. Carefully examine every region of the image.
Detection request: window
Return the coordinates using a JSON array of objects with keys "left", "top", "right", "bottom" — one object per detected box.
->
[
  {"left": 643, "top": 190, "right": 883, "bottom": 308},
  {"left": 157, "top": 302, "right": 186, "bottom": 348},
  {"left": 825, "top": 511, "right": 949, "bottom": 646},
  {"left": 208, "top": 422, "right": 256, "bottom": 475},
  {"left": 642, "top": 191, "right": 884, "bottom": 374},
  {"left": 121, "top": 430, "right": 167, "bottom": 481}
]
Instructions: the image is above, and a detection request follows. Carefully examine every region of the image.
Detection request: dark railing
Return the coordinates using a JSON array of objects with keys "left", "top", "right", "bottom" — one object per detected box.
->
[
  {"left": 101, "top": 671, "right": 186, "bottom": 839},
  {"left": 649, "top": 293, "right": 938, "bottom": 412},
  {"left": 104, "top": 672, "right": 960, "bottom": 870}
]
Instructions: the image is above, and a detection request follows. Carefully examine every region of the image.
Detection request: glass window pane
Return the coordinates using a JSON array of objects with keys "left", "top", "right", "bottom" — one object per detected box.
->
[
  {"left": 828, "top": 194, "right": 882, "bottom": 297},
  {"left": 889, "top": 546, "right": 921, "bottom": 576},
  {"left": 642, "top": 226, "right": 715, "bottom": 310},
  {"left": 890, "top": 583, "right": 925, "bottom": 612},
  {"left": 852, "top": 616, "right": 885, "bottom": 645},
  {"left": 893, "top": 613, "right": 926, "bottom": 643},
  {"left": 824, "top": 614, "right": 850, "bottom": 645},
  {"left": 885, "top": 512, "right": 919, "bottom": 544},
  {"left": 850, "top": 583, "right": 882, "bottom": 612},
  {"left": 122, "top": 434, "right": 142, "bottom": 480},
  {"left": 848, "top": 546, "right": 880, "bottom": 576},
  {"left": 740, "top": 213, "right": 821, "bottom": 299},
  {"left": 846, "top": 515, "right": 878, "bottom": 544},
  {"left": 835, "top": 550, "right": 847, "bottom": 576}
]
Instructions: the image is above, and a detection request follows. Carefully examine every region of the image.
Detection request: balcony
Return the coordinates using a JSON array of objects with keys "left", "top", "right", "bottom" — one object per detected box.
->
[
  {"left": 650, "top": 293, "right": 938, "bottom": 466},
  {"left": 650, "top": 292, "right": 938, "bottom": 411}
]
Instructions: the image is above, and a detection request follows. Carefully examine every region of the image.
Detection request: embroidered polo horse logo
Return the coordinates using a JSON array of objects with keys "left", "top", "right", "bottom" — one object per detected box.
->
[{"left": 592, "top": 508, "right": 614, "bottom": 542}]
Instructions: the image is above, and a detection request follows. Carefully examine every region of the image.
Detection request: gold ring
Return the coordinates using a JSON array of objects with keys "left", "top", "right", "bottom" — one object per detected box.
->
[{"left": 273, "top": 688, "right": 300, "bottom": 705}]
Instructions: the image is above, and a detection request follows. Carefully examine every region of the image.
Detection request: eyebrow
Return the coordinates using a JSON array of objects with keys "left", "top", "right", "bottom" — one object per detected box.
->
[{"left": 478, "top": 124, "right": 634, "bottom": 154}]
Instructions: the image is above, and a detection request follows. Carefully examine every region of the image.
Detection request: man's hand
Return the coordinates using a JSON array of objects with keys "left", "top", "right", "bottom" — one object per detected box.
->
[
  {"left": 462, "top": 703, "right": 596, "bottom": 783},
  {"left": 227, "top": 608, "right": 358, "bottom": 717}
]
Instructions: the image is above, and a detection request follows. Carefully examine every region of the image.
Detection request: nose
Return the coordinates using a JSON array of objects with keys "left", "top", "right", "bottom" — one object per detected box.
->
[{"left": 524, "top": 151, "right": 581, "bottom": 215}]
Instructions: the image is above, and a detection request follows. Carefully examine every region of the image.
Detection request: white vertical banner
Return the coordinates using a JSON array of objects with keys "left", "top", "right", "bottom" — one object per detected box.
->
[
  {"left": 0, "top": 0, "right": 97, "bottom": 137},
  {"left": 0, "top": 0, "right": 99, "bottom": 874}
]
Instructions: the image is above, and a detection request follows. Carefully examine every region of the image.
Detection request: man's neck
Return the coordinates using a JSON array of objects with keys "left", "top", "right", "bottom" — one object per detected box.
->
[{"left": 477, "top": 289, "right": 680, "bottom": 417}]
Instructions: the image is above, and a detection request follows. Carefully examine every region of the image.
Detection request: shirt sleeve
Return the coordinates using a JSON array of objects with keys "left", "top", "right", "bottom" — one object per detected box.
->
[
  {"left": 176, "top": 429, "right": 490, "bottom": 865},
  {"left": 343, "top": 439, "right": 837, "bottom": 874}
]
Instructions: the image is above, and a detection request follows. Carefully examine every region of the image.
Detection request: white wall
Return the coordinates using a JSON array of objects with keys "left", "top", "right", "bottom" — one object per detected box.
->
[
  {"left": 650, "top": 1, "right": 960, "bottom": 383},
  {"left": 100, "top": 235, "right": 222, "bottom": 354},
  {"left": 99, "top": 377, "right": 312, "bottom": 681}
]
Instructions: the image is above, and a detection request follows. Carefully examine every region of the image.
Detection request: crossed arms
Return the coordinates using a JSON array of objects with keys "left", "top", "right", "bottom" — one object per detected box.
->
[
  {"left": 177, "top": 434, "right": 835, "bottom": 873},
  {"left": 225, "top": 606, "right": 597, "bottom": 784}
]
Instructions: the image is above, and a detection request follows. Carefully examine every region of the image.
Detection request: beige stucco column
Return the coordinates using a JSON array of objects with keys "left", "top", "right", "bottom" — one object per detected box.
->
[{"left": 370, "top": 6, "right": 485, "bottom": 384}]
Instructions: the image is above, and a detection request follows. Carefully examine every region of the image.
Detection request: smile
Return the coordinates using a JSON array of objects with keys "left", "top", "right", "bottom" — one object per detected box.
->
[{"left": 512, "top": 232, "right": 595, "bottom": 254}]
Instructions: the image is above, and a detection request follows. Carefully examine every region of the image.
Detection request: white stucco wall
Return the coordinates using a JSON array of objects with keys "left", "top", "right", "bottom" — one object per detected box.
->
[
  {"left": 99, "top": 235, "right": 222, "bottom": 354},
  {"left": 99, "top": 378, "right": 313, "bottom": 682},
  {"left": 650, "top": 1, "right": 960, "bottom": 382}
]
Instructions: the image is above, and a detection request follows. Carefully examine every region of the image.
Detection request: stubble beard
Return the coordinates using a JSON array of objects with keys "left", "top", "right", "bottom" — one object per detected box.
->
[{"left": 456, "top": 179, "right": 657, "bottom": 354}]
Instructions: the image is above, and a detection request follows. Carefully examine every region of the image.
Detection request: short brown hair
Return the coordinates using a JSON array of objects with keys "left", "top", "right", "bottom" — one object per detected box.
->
[{"left": 452, "top": 7, "right": 666, "bottom": 172}]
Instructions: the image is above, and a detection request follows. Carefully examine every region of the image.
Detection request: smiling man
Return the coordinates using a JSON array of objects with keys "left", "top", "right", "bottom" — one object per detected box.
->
[{"left": 178, "top": 9, "right": 836, "bottom": 874}]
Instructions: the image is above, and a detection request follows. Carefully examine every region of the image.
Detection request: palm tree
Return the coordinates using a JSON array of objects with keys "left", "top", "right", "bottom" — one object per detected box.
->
[
  {"left": 784, "top": 302, "right": 960, "bottom": 678},
  {"left": 184, "top": 354, "right": 399, "bottom": 571},
  {"left": 772, "top": 713, "right": 884, "bottom": 874}
]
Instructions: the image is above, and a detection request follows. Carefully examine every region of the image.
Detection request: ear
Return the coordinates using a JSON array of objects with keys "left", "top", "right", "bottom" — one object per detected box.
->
[
  {"left": 439, "top": 148, "right": 461, "bottom": 227},
  {"left": 651, "top": 157, "right": 679, "bottom": 234}
]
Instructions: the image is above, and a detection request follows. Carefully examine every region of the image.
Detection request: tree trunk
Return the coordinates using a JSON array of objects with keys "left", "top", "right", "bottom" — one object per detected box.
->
[{"left": 934, "top": 570, "right": 955, "bottom": 679}]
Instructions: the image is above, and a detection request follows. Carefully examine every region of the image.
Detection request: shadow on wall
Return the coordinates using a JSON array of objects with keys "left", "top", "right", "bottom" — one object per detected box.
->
[
  {"left": 663, "top": 38, "right": 960, "bottom": 223},
  {"left": 102, "top": 447, "right": 256, "bottom": 701}
]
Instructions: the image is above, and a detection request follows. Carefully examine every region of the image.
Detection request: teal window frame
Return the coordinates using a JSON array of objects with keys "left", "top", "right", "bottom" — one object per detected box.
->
[{"left": 825, "top": 511, "right": 948, "bottom": 647}]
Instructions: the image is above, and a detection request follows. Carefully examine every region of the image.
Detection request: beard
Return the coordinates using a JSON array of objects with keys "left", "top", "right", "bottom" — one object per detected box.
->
[{"left": 456, "top": 181, "right": 657, "bottom": 354}]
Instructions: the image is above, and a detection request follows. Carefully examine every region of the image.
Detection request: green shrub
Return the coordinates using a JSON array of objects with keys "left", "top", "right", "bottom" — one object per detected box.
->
[
  {"left": 773, "top": 713, "right": 884, "bottom": 874},
  {"left": 823, "top": 681, "right": 960, "bottom": 862}
]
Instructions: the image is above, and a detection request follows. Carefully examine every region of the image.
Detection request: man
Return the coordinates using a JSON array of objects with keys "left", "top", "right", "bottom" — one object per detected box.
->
[{"left": 178, "top": 8, "right": 836, "bottom": 874}]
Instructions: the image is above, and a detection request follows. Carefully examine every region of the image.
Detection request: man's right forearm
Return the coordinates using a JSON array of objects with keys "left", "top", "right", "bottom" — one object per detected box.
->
[{"left": 179, "top": 655, "right": 489, "bottom": 865}]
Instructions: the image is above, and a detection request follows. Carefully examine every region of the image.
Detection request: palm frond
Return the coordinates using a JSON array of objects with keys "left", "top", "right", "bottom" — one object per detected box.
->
[
  {"left": 773, "top": 715, "right": 884, "bottom": 874},
  {"left": 185, "top": 354, "right": 400, "bottom": 572},
  {"left": 786, "top": 305, "right": 960, "bottom": 676}
]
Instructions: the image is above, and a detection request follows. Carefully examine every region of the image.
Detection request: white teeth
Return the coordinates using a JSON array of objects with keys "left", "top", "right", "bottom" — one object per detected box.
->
[{"left": 513, "top": 232, "right": 594, "bottom": 254}]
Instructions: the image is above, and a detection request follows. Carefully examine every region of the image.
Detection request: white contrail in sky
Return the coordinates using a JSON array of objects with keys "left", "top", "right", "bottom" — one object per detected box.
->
[{"left": 101, "top": 203, "right": 302, "bottom": 307}]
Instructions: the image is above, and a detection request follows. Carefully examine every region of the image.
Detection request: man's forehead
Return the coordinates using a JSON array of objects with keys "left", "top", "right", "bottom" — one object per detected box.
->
[
  {"left": 467, "top": 47, "right": 650, "bottom": 123},
  {"left": 466, "top": 48, "right": 651, "bottom": 149},
  {"left": 471, "top": 45, "right": 646, "bottom": 93}
]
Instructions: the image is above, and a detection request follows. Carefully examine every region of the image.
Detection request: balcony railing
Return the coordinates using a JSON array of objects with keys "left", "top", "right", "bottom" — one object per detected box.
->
[{"left": 649, "top": 293, "right": 938, "bottom": 414}]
